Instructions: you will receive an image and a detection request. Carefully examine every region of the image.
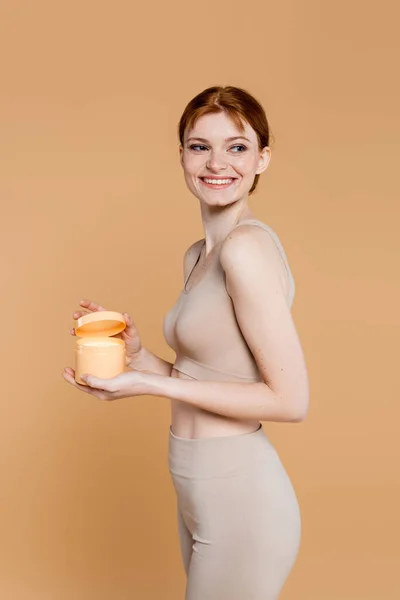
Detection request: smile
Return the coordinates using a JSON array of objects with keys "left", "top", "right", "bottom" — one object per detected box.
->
[{"left": 200, "top": 177, "right": 237, "bottom": 188}]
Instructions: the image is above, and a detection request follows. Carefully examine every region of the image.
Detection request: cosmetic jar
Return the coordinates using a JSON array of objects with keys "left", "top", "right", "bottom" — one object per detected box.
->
[{"left": 74, "top": 311, "right": 126, "bottom": 385}]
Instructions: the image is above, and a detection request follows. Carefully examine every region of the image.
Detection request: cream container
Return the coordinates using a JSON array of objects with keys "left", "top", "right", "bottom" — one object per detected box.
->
[{"left": 74, "top": 311, "right": 126, "bottom": 385}]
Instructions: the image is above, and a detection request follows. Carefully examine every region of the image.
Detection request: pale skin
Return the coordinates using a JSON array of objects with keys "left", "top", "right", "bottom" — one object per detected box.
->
[{"left": 63, "top": 111, "right": 310, "bottom": 423}]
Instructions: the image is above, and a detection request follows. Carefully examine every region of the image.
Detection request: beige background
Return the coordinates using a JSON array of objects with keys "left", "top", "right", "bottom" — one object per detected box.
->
[{"left": 1, "top": 1, "right": 399, "bottom": 598}]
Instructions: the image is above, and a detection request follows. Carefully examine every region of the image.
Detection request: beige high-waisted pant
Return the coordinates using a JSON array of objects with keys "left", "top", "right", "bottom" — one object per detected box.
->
[{"left": 168, "top": 424, "right": 301, "bottom": 600}]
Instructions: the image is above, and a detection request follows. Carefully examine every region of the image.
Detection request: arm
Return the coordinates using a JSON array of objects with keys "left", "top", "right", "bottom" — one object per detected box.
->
[{"left": 147, "top": 226, "right": 310, "bottom": 422}]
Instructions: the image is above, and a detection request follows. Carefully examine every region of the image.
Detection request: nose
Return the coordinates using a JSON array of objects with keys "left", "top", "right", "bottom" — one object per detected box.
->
[{"left": 206, "top": 151, "right": 227, "bottom": 172}]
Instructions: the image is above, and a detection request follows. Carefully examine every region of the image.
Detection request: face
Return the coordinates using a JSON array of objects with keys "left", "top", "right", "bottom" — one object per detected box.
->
[{"left": 179, "top": 111, "right": 270, "bottom": 208}]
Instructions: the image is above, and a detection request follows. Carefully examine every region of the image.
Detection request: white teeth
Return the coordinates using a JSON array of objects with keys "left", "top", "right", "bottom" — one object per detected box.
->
[{"left": 203, "top": 178, "right": 233, "bottom": 185}]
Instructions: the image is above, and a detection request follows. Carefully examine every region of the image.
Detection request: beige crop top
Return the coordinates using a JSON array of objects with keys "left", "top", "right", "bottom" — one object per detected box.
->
[{"left": 163, "top": 219, "right": 295, "bottom": 383}]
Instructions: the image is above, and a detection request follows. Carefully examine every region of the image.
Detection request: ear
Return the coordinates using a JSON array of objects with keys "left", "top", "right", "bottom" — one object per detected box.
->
[
  {"left": 255, "top": 146, "right": 271, "bottom": 175},
  {"left": 179, "top": 144, "right": 184, "bottom": 168}
]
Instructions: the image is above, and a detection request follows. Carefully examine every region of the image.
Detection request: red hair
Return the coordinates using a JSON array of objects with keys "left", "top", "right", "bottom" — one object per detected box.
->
[{"left": 178, "top": 86, "right": 271, "bottom": 194}]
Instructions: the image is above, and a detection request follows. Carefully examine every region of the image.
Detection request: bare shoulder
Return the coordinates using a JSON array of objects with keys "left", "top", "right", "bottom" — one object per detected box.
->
[
  {"left": 183, "top": 238, "right": 204, "bottom": 279},
  {"left": 220, "top": 223, "right": 290, "bottom": 295}
]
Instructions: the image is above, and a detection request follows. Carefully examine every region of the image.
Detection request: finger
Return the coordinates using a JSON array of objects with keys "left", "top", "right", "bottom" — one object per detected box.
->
[
  {"left": 70, "top": 309, "right": 89, "bottom": 335},
  {"left": 72, "top": 309, "right": 91, "bottom": 320},
  {"left": 121, "top": 312, "right": 133, "bottom": 327},
  {"left": 121, "top": 313, "right": 138, "bottom": 338},
  {"left": 71, "top": 301, "right": 111, "bottom": 334},
  {"left": 79, "top": 299, "right": 107, "bottom": 313},
  {"left": 62, "top": 369, "right": 108, "bottom": 399},
  {"left": 62, "top": 369, "right": 92, "bottom": 392},
  {"left": 80, "top": 374, "right": 117, "bottom": 392}
]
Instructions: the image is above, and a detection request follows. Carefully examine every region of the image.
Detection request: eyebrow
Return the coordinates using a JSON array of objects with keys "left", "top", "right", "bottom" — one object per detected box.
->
[{"left": 186, "top": 136, "right": 251, "bottom": 143}]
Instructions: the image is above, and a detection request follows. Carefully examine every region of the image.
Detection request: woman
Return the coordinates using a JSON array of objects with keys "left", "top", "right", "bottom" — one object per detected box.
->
[{"left": 63, "top": 85, "right": 310, "bottom": 599}]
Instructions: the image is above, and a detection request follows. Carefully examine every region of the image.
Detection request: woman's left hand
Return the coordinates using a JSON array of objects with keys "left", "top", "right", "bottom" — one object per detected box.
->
[{"left": 62, "top": 367, "right": 153, "bottom": 401}]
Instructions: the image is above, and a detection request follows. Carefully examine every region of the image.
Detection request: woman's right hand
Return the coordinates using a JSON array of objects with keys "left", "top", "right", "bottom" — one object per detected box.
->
[{"left": 71, "top": 299, "right": 142, "bottom": 366}]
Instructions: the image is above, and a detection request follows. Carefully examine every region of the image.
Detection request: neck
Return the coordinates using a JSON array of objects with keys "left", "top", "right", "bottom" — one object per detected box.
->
[{"left": 200, "top": 199, "right": 254, "bottom": 254}]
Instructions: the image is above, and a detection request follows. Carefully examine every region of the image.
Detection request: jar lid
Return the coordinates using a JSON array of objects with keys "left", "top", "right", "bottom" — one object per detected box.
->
[{"left": 75, "top": 310, "right": 126, "bottom": 338}]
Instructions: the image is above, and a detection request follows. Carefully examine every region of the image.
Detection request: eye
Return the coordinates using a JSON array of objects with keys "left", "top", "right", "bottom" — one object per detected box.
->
[
  {"left": 230, "top": 145, "right": 247, "bottom": 153},
  {"left": 189, "top": 144, "right": 208, "bottom": 152}
]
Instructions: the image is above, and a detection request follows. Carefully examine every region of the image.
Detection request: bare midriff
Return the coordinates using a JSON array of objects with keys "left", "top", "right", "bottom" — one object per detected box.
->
[{"left": 169, "top": 366, "right": 261, "bottom": 440}]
